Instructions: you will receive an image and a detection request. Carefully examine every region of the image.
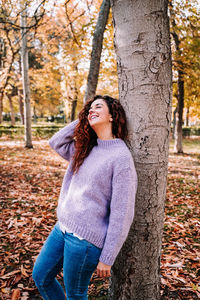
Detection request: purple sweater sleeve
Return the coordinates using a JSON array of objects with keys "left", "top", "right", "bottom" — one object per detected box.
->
[
  {"left": 48, "top": 119, "right": 79, "bottom": 161},
  {"left": 99, "top": 166, "right": 138, "bottom": 266}
]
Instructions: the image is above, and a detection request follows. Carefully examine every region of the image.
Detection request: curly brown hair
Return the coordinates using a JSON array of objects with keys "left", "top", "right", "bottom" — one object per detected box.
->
[{"left": 71, "top": 95, "right": 128, "bottom": 173}]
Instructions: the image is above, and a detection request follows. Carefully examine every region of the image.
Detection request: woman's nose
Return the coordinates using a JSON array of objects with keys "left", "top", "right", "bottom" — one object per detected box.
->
[{"left": 89, "top": 108, "right": 94, "bottom": 115}]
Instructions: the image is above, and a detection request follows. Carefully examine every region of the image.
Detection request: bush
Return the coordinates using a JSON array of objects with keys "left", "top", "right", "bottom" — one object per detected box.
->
[
  {"left": 170, "top": 126, "right": 200, "bottom": 137},
  {"left": 182, "top": 127, "right": 200, "bottom": 136},
  {"left": 0, "top": 124, "right": 64, "bottom": 138},
  {"left": 1, "top": 125, "right": 200, "bottom": 139}
]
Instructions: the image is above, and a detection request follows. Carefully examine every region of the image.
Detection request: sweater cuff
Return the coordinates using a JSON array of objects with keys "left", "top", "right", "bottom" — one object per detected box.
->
[{"left": 99, "top": 253, "right": 115, "bottom": 266}]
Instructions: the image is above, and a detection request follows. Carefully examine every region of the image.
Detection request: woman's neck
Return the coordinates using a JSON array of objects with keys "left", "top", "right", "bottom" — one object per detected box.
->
[
  {"left": 97, "top": 132, "right": 116, "bottom": 140},
  {"left": 93, "top": 124, "right": 115, "bottom": 140}
]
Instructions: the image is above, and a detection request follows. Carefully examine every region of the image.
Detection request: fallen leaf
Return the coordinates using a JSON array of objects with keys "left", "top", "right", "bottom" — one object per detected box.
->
[{"left": 11, "top": 289, "right": 20, "bottom": 300}]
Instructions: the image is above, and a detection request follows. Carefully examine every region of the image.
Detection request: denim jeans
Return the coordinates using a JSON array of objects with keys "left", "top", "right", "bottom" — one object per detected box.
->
[{"left": 32, "top": 222, "right": 102, "bottom": 300}]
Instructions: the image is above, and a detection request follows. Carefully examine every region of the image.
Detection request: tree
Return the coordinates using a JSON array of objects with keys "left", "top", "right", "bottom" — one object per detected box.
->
[
  {"left": 0, "top": 0, "right": 46, "bottom": 124},
  {"left": 109, "top": 0, "right": 172, "bottom": 299},
  {"left": 84, "top": 0, "right": 110, "bottom": 102},
  {"left": 169, "top": 0, "right": 200, "bottom": 151},
  {"left": 29, "top": 17, "right": 63, "bottom": 118},
  {"left": 0, "top": 10, "right": 19, "bottom": 124},
  {"left": 170, "top": 2, "right": 184, "bottom": 153},
  {"left": 0, "top": 0, "right": 118, "bottom": 123},
  {"left": 20, "top": 2, "right": 33, "bottom": 148}
]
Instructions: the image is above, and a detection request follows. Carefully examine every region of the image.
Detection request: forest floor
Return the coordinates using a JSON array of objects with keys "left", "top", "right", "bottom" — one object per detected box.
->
[{"left": 0, "top": 137, "right": 199, "bottom": 300}]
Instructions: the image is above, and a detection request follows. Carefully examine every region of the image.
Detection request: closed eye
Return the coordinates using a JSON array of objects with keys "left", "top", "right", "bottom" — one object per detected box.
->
[{"left": 89, "top": 104, "right": 103, "bottom": 112}]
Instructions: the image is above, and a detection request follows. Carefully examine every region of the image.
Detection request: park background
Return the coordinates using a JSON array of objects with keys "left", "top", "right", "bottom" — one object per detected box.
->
[{"left": 0, "top": 0, "right": 199, "bottom": 299}]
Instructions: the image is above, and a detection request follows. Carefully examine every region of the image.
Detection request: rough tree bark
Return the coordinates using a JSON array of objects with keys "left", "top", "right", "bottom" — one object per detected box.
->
[
  {"left": 109, "top": 1, "right": 172, "bottom": 299},
  {"left": 84, "top": 0, "right": 110, "bottom": 103},
  {"left": 20, "top": 2, "right": 33, "bottom": 148}
]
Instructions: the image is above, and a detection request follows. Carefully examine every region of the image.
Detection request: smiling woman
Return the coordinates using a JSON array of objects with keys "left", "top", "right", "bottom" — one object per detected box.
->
[
  {"left": 72, "top": 95, "right": 128, "bottom": 173},
  {"left": 32, "top": 95, "right": 138, "bottom": 300}
]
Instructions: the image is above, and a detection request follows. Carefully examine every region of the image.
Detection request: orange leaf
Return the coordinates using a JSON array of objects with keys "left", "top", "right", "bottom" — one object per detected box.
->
[
  {"left": 21, "top": 265, "right": 29, "bottom": 277},
  {"left": 11, "top": 289, "right": 20, "bottom": 300},
  {"left": 0, "top": 270, "right": 20, "bottom": 280}
]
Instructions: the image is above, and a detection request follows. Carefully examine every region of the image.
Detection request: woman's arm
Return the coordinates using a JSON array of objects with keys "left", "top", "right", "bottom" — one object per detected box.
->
[
  {"left": 98, "top": 165, "right": 138, "bottom": 266},
  {"left": 49, "top": 119, "right": 79, "bottom": 161}
]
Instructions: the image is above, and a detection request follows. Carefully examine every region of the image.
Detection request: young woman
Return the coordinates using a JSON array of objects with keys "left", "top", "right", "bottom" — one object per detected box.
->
[{"left": 32, "top": 95, "right": 137, "bottom": 300}]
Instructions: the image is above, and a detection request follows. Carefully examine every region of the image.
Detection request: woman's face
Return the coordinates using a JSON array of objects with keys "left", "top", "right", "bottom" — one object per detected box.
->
[{"left": 87, "top": 99, "right": 112, "bottom": 128}]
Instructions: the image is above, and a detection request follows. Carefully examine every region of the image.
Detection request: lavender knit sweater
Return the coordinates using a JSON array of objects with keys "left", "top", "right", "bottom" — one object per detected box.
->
[{"left": 49, "top": 119, "right": 137, "bottom": 266}]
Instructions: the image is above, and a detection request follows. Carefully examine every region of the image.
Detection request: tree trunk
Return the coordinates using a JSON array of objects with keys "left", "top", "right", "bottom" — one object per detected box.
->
[
  {"left": 7, "top": 94, "right": 15, "bottom": 126},
  {"left": 84, "top": 0, "right": 110, "bottom": 103},
  {"left": 33, "top": 106, "right": 37, "bottom": 124},
  {"left": 0, "top": 38, "right": 5, "bottom": 69},
  {"left": 71, "top": 97, "right": 77, "bottom": 122},
  {"left": 170, "top": 4, "right": 184, "bottom": 153},
  {"left": 0, "top": 92, "right": 3, "bottom": 123},
  {"left": 109, "top": 1, "right": 172, "bottom": 299},
  {"left": 185, "top": 107, "right": 189, "bottom": 126},
  {"left": 172, "top": 106, "right": 177, "bottom": 139},
  {"left": 0, "top": 38, "right": 4, "bottom": 124},
  {"left": 0, "top": 42, "right": 15, "bottom": 124},
  {"left": 71, "top": 64, "right": 78, "bottom": 121},
  {"left": 174, "top": 71, "right": 184, "bottom": 153},
  {"left": 20, "top": 3, "right": 33, "bottom": 148},
  {"left": 18, "top": 88, "right": 24, "bottom": 124}
]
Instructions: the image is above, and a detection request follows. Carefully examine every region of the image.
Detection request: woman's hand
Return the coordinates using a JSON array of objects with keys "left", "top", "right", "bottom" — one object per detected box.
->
[{"left": 96, "top": 261, "right": 111, "bottom": 278}]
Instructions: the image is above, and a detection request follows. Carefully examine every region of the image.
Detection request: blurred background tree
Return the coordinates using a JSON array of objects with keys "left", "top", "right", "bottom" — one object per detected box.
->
[{"left": 169, "top": 0, "right": 200, "bottom": 152}]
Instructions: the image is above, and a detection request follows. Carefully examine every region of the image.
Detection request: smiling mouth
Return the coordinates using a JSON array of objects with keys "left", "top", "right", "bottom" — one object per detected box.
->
[{"left": 90, "top": 115, "right": 99, "bottom": 120}]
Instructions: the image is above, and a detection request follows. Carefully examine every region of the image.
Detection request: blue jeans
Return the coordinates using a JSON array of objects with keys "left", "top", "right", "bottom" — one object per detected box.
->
[{"left": 32, "top": 222, "right": 102, "bottom": 300}]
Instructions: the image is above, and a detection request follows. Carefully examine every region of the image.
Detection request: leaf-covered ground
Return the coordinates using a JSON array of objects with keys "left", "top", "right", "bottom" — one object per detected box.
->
[
  {"left": 0, "top": 137, "right": 199, "bottom": 300},
  {"left": 161, "top": 142, "right": 200, "bottom": 299}
]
